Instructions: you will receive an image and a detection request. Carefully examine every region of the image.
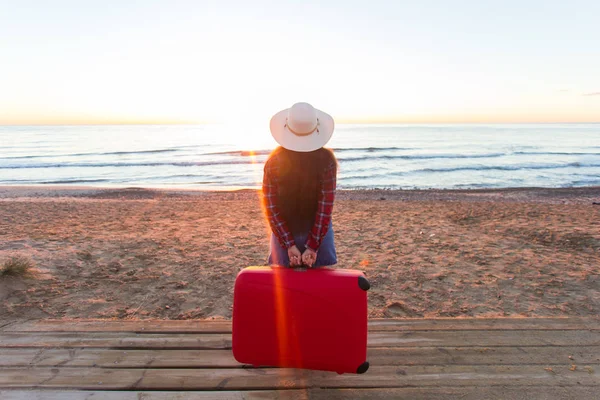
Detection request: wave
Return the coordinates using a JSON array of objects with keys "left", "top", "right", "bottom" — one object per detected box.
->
[
  {"left": 141, "top": 173, "right": 222, "bottom": 182},
  {"left": 569, "top": 179, "right": 600, "bottom": 186},
  {"left": 338, "top": 153, "right": 505, "bottom": 162},
  {"left": 99, "top": 149, "right": 179, "bottom": 156},
  {"left": 0, "top": 178, "right": 114, "bottom": 184},
  {"left": 338, "top": 150, "right": 600, "bottom": 163},
  {"left": 1, "top": 148, "right": 180, "bottom": 160},
  {"left": 332, "top": 146, "right": 415, "bottom": 152},
  {"left": 0, "top": 154, "right": 504, "bottom": 168},
  {"left": 342, "top": 173, "right": 390, "bottom": 181},
  {"left": 105, "top": 149, "right": 600, "bottom": 159},
  {"left": 452, "top": 182, "right": 519, "bottom": 189},
  {"left": 415, "top": 162, "right": 600, "bottom": 173},
  {"left": 514, "top": 151, "right": 600, "bottom": 156},
  {"left": 0, "top": 160, "right": 259, "bottom": 169},
  {"left": 340, "top": 162, "right": 600, "bottom": 180},
  {"left": 204, "top": 150, "right": 273, "bottom": 156},
  {"left": 4, "top": 155, "right": 600, "bottom": 171},
  {"left": 4, "top": 147, "right": 598, "bottom": 162},
  {"left": 204, "top": 147, "right": 417, "bottom": 156},
  {"left": 41, "top": 179, "right": 112, "bottom": 184}
]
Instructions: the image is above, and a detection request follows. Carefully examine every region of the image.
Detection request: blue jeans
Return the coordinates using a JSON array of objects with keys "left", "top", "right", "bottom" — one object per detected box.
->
[{"left": 268, "top": 221, "right": 337, "bottom": 268}]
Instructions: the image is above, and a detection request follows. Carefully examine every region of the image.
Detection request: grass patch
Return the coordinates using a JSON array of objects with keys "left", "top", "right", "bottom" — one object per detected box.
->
[{"left": 0, "top": 255, "right": 34, "bottom": 277}]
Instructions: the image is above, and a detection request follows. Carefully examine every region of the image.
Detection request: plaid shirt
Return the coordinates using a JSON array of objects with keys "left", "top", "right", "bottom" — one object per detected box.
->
[{"left": 262, "top": 153, "right": 336, "bottom": 252}]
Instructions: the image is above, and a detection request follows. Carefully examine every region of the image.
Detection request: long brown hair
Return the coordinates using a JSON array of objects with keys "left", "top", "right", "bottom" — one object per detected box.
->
[{"left": 266, "top": 146, "right": 337, "bottom": 234}]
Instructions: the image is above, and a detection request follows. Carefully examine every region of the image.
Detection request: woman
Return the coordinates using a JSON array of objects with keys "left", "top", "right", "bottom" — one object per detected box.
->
[{"left": 262, "top": 102, "right": 338, "bottom": 268}]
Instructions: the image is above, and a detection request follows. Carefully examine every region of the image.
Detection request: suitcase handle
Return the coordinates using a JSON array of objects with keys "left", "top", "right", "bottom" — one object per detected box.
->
[
  {"left": 276, "top": 265, "right": 371, "bottom": 290},
  {"left": 289, "top": 263, "right": 330, "bottom": 271},
  {"left": 290, "top": 264, "right": 311, "bottom": 271}
]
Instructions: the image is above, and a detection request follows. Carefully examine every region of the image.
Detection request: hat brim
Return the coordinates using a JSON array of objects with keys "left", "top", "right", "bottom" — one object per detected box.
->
[{"left": 269, "top": 108, "right": 335, "bottom": 152}]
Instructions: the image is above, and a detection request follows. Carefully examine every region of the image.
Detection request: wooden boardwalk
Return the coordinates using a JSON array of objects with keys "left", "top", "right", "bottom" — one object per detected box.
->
[{"left": 0, "top": 318, "right": 599, "bottom": 399}]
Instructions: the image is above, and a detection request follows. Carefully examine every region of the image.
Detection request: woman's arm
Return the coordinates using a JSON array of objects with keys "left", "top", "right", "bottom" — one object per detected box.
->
[
  {"left": 305, "top": 161, "right": 336, "bottom": 252},
  {"left": 262, "top": 161, "right": 295, "bottom": 249}
]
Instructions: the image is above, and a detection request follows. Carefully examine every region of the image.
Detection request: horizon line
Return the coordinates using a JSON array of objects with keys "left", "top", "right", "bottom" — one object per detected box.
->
[{"left": 1, "top": 120, "right": 600, "bottom": 126}]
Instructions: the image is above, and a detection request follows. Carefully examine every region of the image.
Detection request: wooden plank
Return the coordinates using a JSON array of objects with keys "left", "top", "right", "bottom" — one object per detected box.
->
[
  {"left": 1, "top": 330, "right": 599, "bottom": 349},
  {"left": 301, "top": 386, "right": 600, "bottom": 400},
  {"left": 0, "top": 365, "right": 598, "bottom": 390},
  {"left": 367, "top": 330, "right": 600, "bottom": 347},
  {"left": 1, "top": 387, "right": 599, "bottom": 400},
  {"left": 368, "top": 317, "right": 600, "bottom": 331},
  {"left": 0, "top": 349, "right": 239, "bottom": 368},
  {"left": 2, "top": 346, "right": 599, "bottom": 368},
  {"left": 6, "top": 318, "right": 600, "bottom": 333},
  {"left": 366, "top": 346, "right": 600, "bottom": 366},
  {"left": 0, "top": 333, "right": 231, "bottom": 349},
  {"left": 6, "top": 320, "right": 233, "bottom": 333},
  {"left": 0, "top": 321, "right": 21, "bottom": 333},
  {"left": 0, "top": 390, "right": 310, "bottom": 400}
]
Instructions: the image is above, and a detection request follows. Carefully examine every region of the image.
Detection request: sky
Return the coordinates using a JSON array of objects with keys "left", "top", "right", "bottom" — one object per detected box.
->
[{"left": 0, "top": 0, "right": 599, "bottom": 125}]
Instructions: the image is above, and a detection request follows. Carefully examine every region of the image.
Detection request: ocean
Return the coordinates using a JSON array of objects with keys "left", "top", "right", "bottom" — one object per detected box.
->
[{"left": 1, "top": 124, "right": 599, "bottom": 190}]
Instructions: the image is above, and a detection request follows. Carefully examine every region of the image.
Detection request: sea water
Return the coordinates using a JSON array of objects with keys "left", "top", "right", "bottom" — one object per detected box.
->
[{"left": 1, "top": 124, "right": 599, "bottom": 190}]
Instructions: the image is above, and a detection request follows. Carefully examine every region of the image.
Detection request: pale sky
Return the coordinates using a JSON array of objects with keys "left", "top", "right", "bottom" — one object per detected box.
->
[{"left": 0, "top": 0, "right": 599, "bottom": 124}]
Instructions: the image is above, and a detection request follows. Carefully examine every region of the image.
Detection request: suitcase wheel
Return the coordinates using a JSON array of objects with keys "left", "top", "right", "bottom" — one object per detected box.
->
[
  {"left": 358, "top": 276, "right": 371, "bottom": 291},
  {"left": 357, "top": 361, "right": 370, "bottom": 374}
]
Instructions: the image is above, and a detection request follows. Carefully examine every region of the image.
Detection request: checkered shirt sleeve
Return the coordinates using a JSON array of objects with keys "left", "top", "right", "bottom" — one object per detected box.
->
[
  {"left": 305, "top": 161, "right": 336, "bottom": 252},
  {"left": 262, "top": 158, "right": 296, "bottom": 249}
]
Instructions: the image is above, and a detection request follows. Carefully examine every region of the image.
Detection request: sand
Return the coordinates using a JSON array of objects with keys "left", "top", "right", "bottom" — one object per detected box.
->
[{"left": 0, "top": 186, "right": 599, "bottom": 321}]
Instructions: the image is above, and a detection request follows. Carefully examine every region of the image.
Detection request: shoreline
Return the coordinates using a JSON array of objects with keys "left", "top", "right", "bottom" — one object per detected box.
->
[{"left": 0, "top": 184, "right": 599, "bottom": 204}]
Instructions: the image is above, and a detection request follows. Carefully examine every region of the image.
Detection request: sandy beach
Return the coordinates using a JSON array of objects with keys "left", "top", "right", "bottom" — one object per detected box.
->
[{"left": 1, "top": 185, "right": 599, "bottom": 321}]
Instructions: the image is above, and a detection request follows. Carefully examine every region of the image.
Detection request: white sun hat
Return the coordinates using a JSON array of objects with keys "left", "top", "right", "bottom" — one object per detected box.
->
[{"left": 269, "top": 102, "right": 335, "bottom": 152}]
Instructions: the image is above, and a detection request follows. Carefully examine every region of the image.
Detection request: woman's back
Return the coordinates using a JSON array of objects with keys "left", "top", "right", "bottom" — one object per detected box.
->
[{"left": 265, "top": 147, "right": 337, "bottom": 235}]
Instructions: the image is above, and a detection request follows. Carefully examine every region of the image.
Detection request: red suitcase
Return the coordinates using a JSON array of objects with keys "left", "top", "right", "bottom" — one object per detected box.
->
[{"left": 232, "top": 266, "right": 370, "bottom": 374}]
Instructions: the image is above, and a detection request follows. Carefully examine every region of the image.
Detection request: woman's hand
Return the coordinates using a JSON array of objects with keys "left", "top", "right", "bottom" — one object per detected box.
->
[
  {"left": 302, "top": 248, "right": 317, "bottom": 268},
  {"left": 288, "top": 245, "right": 302, "bottom": 267}
]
